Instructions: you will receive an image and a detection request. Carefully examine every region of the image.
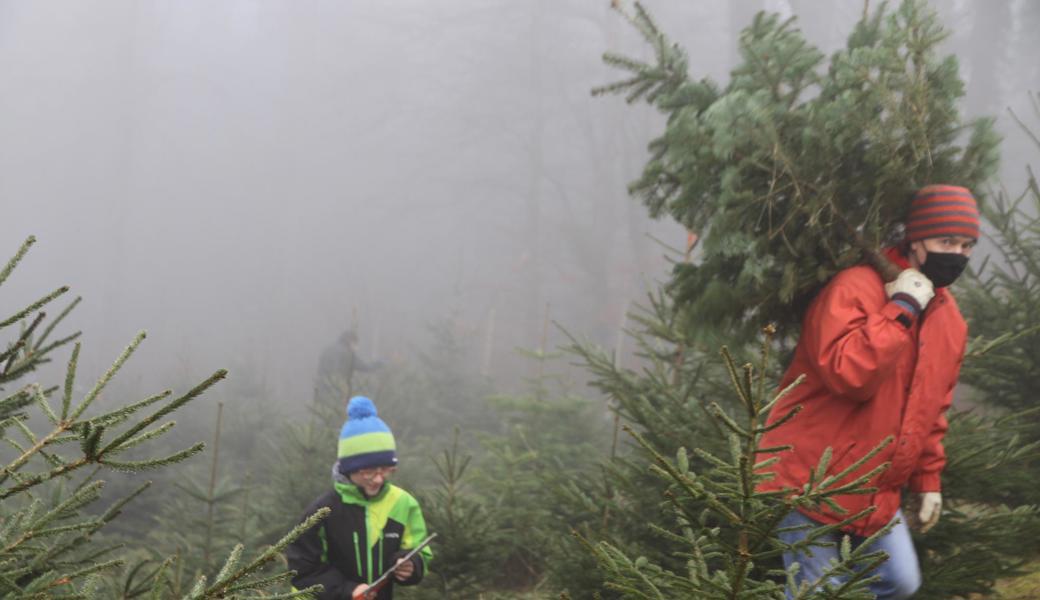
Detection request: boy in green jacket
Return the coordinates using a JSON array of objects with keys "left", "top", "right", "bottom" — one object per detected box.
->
[{"left": 287, "top": 396, "right": 432, "bottom": 600}]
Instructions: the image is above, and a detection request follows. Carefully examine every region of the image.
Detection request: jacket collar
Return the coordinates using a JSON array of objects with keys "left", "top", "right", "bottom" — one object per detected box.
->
[
  {"left": 884, "top": 246, "right": 910, "bottom": 269},
  {"left": 331, "top": 463, "right": 390, "bottom": 505}
]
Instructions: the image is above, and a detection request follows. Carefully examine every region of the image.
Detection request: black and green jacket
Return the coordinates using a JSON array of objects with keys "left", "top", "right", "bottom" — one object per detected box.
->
[{"left": 286, "top": 480, "right": 432, "bottom": 600}]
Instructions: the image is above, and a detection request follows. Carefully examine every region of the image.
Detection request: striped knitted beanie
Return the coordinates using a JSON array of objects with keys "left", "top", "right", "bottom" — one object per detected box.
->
[
  {"left": 336, "top": 396, "right": 397, "bottom": 475},
  {"left": 905, "top": 184, "right": 980, "bottom": 241}
]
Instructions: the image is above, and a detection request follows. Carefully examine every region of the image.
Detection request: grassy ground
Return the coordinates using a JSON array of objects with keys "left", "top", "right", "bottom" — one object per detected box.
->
[
  {"left": 993, "top": 562, "right": 1040, "bottom": 599},
  {"left": 403, "top": 560, "right": 1040, "bottom": 599},
  {"left": 967, "top": 561, "right": 1040, "bottom": 599}
]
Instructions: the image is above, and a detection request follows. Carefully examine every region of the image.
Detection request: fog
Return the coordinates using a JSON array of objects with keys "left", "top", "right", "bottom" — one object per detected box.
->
[{"left": 0, "top": 0, "right": 1037, "bottom": 405}]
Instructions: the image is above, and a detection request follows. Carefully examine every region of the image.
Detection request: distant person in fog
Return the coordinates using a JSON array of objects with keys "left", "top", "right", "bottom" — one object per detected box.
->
[{"left": 316, "top": 328, "right": 382, "bottom": 406}]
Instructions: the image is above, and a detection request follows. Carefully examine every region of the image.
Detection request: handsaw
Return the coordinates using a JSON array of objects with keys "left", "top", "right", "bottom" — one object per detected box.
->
[{"left": 352, "top": 533, "right": 437, "bottom": 600}]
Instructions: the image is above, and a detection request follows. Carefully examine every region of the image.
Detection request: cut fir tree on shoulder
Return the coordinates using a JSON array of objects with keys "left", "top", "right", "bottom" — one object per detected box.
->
[{"left": 593, "top": 0, "right": 998, "bottom": 344}]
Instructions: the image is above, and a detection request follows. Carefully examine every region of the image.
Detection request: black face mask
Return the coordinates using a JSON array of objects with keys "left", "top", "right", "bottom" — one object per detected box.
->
[{"left": 920, "top": 251, "right": 968, "bottom": 288}]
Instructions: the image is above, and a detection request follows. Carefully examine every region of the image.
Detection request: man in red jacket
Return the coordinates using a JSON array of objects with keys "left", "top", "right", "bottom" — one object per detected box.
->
[{"left": 759, "top": 185, "right": 980, "bottom": 599}]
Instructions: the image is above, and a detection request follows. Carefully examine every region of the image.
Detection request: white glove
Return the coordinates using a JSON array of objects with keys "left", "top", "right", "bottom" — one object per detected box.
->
[
  {"left": 917, "top": 492, "right": 942, "bottom": 533},
  {"left": 885, "top": 268, "right": 935, "bottom": 311}
]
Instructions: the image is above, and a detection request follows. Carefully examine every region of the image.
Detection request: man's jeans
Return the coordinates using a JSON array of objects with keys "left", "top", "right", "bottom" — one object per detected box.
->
[{"left": 778, "top": 509, "right": 921, "bottom": 600}]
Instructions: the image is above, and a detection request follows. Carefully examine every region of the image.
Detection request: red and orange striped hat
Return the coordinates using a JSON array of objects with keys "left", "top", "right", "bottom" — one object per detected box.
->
[{"left": 905, "top": 184, "right": 980, "bottom": 241}]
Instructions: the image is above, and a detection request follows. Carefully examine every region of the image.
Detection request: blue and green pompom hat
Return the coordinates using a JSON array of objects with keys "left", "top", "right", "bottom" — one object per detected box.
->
[{"left": 336, "top": 396, "right": 398, "bottom": 475}]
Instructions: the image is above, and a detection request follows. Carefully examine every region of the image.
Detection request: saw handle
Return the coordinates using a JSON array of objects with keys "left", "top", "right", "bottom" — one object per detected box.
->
[
  {"left": 349, "top": 534, "right": 436, "bottom": 600},
  {"left": 352, "top": 580, "right": 388, "bottom": 600}
]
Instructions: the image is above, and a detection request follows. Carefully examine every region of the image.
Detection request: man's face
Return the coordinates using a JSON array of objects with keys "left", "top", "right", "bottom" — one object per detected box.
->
[{"left": 909, "top": 235, "right": 976, "bottom": 268}]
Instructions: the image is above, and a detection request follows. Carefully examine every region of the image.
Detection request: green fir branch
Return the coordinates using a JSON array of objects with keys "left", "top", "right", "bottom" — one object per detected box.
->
[
  {"left": 0, "top": 286, "right": 69, "bottom": 331},
  {"left": 32, "top": 331, "right": 81, "bottom": 367},
  {"left": 96, "top": 369, "right": 226, "bottom": 456},
  {"left": 85, "top": 390, "right": 173, "bottom": 431},
  {"left": 195, "top": 507, "right": 330, "bottom": 599},
  {"left": 0, "top": 236, "right": 36, "bottom": 289},
  {"left": 0, "top": 310, "right": 46, "bottom": 372},
  {"left": 98, "top": 442, "right": 205, "bottom": 473},
  {"left": 60, "top": 343, "right": 80, "bottom": 422},
  {"left": 69, "top": 331, "right": 147, "bottom": 422},
  {"left": 33, "top": 296, "right": 81, "bottom": 353}
]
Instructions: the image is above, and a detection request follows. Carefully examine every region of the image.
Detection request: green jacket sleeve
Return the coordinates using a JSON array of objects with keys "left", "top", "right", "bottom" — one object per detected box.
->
[{"left": 395, "top": 494, "right": 432, "bottom": 586}]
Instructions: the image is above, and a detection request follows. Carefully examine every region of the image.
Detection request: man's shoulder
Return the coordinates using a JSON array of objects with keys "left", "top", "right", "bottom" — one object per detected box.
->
[
  {"left": 831, "top": 263, "right": 884, "bottom": 288},
  {"left": 816, "top": 263, "right": 885, "bottom": 302}
]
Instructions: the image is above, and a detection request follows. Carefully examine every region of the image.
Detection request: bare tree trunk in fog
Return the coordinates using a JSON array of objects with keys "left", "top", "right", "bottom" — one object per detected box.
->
[
  {"left": 371, "top": 314, "right": 380, "bottom": 360},
  {"left": 100, "top": 2, "right": 144, "bottom": 351},
  {"left": 551, "top": 2, "right": 652, "bottom": 349},
  {"left": 537, "top": 302, "right": 550, "bottom": 392},
  {"left": 481, "top": 305, "right": 496, "bottom": 377},
  {"left": 1012, "top": 1, "right": 1040, "bottom": 101},
  {"left": 613, "top": 300, "right": 629, "bottom": 369},
  {"left": 204, "top": 401, "right": 224, "bottom": 570},
  {"left": 524, "top": 0, "right": 546, "bottom": 358},
  {"left": 964, "top": 0, "right": 1012, "bottom": 118}
]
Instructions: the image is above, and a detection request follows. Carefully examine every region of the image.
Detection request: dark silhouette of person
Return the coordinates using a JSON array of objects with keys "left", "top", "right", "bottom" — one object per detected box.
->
[{"left": 315, "top": 329, "right": 381, "bottom": 406}]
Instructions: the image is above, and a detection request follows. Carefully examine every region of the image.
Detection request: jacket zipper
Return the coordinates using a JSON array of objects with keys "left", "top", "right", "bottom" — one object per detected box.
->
[
  {"left": 353, "top": 531, "right": 362, "bottom": 580},
  {"left": 365, "top": 506, "right": 373, "bottom": 583}
]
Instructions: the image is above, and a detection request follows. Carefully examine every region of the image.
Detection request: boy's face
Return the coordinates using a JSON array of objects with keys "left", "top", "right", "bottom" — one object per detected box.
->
[{"left": 349, "top": 465, "right": 396, "bottom": 496}]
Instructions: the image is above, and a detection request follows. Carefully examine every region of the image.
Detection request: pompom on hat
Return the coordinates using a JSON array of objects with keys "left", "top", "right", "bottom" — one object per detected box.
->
[
  {"left": 336, "top": 396, "right": 397, "bottom": 475},
  {"left": 905, "top": 184, "right": 980, "bottom": 242}
]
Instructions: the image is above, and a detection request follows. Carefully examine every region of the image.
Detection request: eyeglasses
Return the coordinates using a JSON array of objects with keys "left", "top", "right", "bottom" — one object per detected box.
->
[{"left": 352, "top": 466, "right": 396, "bottom": 481}]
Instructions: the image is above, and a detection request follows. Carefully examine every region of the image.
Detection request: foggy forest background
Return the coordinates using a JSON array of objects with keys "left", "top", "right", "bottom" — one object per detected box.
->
[{"left": 0, "top": 0, "right": 1038, "bottom": 598}]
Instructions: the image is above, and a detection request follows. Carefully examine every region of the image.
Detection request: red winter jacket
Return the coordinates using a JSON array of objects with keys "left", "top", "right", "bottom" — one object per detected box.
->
[{"left": 758, "top": 248, "right": 966, "bottom": 536}]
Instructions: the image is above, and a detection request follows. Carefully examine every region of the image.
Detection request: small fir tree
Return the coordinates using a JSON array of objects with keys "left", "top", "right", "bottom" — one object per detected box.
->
[
  {"left": 959, "top": 92, "right": 1040, "bottom": 440},
  {"left": 573, "top": 327, "right": 896, "bottom": 599},
  {"left": 555, "top": 290, "right": 748, "bottom": 599},
  {"left": 402, "top": 334, "right": 609, "bottom": 599},
  {"left": 144, "top": 402, "right": 288, "bottom": 588},
  {"left": 402, "top": 430, "right": 503, "bottom": 599},
  {"left": 0, "top": 236, "right": 322, "bottom": 599},
  {"left": 474, "top": 339, "right": 610, "bottom": 595}
]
